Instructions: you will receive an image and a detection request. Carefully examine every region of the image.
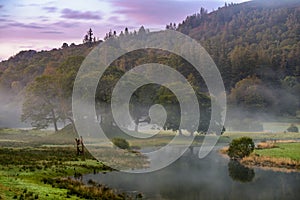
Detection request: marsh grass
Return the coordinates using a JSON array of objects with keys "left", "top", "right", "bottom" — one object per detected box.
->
[
  {"left": 256, "top": 141, "right": 277, "bottom": 149},
  {"left": 240, "top": 143, "right": 300, "bottom": 171},
  {"left": 241, "top": 155, "right": 300, "bottom": 170},
  {"left": 0, "top": 146, "right": 115, "bottom": 199},
  {"left": 42, "top": 177, "right": 141, "bottom": 200}
]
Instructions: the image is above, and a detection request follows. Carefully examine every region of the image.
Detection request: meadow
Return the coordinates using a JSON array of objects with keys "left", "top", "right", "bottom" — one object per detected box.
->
[
  {"left": 0, "top": 124, "right": 299, "bottom": 199},
  {"left": 255, "top": 143, "right": 300, "bottom": 161}
]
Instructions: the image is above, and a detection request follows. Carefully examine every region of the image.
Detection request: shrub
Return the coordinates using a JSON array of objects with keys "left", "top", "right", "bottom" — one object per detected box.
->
[
  {"left": 112, "top": 138, "right": 130, "bottom": 150},
  {"left": 287, "top": 124, "right": 299, "bottom": 133},
  {"left": 228, "top": 137, "right": 254, "bottom": 160}
]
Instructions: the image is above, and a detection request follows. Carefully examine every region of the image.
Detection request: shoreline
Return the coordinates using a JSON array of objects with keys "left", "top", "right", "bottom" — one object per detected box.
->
[
  {"left": 219, "top": 145, "right": 300, "bottom": 172},
  {"left": 241, "top": 154, "right": 300, "bottom": 172}
]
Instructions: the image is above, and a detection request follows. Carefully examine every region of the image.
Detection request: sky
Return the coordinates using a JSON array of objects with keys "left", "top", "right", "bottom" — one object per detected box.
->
[{"left": 0, "top": 0, "right": 249, "bottom": 61}]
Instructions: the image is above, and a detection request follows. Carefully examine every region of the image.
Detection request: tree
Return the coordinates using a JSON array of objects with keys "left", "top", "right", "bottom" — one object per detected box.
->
[
  {"left": 22, "top": 75, "right": 60, "bottom": 131},
  {"left": 87, "top": 28, "right": 93, "bottom": 42},
  {"left": 138, "top": 26, "right": 146, "bottom": 34},
  {"left": 83, "top": 34, "right": 89, "bottom": 43},
  {"left": 125, "top": 27, "right": 129, "bottom": 35},
  {"left": 21, "top": 56, "right": 85, "bottom": 132},
  {"left": 228, "top": 76, "right": 275, "bottom": 112},
  {"left": 56, "top": 56, "right": 85, "bottom": 129},
  {"left": 62, "top": 43, "right": 68, "bottom": 49},
  {"left": 83, "top": 28, "right": 94, "bottom": 43},
  {"left": 155, "top": 83, "right": 211, "bottom": 136},
  {"left": 287, "top": 124, "right": 299, "bottom": 133},
  {"left": 130, "top": 84, "right": 158, "bottom": 132},
  {"left": 228, "top": 137, "right": 255, "bottom": 160}
]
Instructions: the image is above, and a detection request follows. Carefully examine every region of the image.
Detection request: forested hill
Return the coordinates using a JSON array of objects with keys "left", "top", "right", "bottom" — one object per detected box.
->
[
  {"left": 0, "top": 43, "right": 99, "bottom": 96},
  {"left": 0, "top": 0, "right": 299, "bottom": 118},
  {"left": 177, "top": 0, "right": 300, "bottom": 88}
]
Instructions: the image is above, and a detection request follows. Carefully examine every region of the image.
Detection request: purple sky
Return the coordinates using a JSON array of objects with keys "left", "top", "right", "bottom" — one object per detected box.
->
[{"left": 0, "top": 0, "right": 249, "bottom": 61}]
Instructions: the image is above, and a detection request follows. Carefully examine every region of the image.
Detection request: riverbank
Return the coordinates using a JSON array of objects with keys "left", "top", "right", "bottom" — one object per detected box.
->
[
  {"left": 220, "top": 142, "right": 300, "bottom": 172},
  {"left": 0, "top": 146, "right": 147, "bottom": 199},
  {"left": 1, "top": 127, "right": 300, "bottom": 198},
  {"left": 242, "top": 142, "right": 300, "bottom": 172}
]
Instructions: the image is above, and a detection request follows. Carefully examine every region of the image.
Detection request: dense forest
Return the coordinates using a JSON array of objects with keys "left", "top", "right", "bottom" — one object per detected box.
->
[{"left": 0, "top": 0, "right": 299, "bottom": 131}]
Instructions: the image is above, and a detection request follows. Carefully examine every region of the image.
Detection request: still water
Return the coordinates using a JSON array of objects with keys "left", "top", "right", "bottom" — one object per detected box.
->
[{"left": 81, "top": 146, "right": 300, "bottom": 200}]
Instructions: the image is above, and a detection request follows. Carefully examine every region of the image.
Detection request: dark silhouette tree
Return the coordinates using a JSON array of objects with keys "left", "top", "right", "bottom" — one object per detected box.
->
[
  {"left": 88, "top": 28, "right": 93, "bottom": 42},
  {"left": 62, "top": 43, "right": 68, "bottom": 49},
  {"left": 125, "top": 27, "right": 129, "bottom": 35},
  {"left": 83, "top": 28, "right": 95, "bottom": 43}
]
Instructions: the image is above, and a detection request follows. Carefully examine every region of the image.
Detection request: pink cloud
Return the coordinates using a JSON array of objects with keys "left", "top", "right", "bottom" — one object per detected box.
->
[
  {"left": 43, "top": 6, "right": 57, "bottom": 13},
  {"left": 112, "top": 0, "right": 225, "bottom": 25},
  {"left": 61, "top": 8, "right": 102, "bottom": 20}
]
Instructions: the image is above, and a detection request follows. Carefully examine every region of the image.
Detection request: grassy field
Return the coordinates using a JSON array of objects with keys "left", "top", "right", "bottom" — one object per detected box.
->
[
  {"left": 254, "top": 143, "right": 300, "bottom": 161},
  {"left": 0, "top": 126, "right": 299, "bottom": 198},
  {"left": 0, "top": 146, "right": 115, "bottom": 199},
  {"left": 241, "top": 142, "right": 300, "bottom": 171},
  {"left": 0, "top": 128, "right": 145, "bottom": 199}
]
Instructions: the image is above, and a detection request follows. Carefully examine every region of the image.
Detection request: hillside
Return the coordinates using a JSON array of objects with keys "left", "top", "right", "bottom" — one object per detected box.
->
[
  {"left": 177, "top": 0, "right": 300, "bottom": 87},
  {"left": 0, "top": 43, "right": 99, "bottom": 96},
  {"left": 0, "top": 0, "right": 299, "bottom": 128}
]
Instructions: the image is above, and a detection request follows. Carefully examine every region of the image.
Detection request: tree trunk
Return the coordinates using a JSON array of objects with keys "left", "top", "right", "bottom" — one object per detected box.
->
[
  {"left": 134, "top": 118, "right": 139, "bottom": 132},
  {"left": 51, "top": 109, "right": 58, "bottom": 132},
  {"left": 178, "top": 129, "right": 183, "bottom": 135},
  {"left": 190, "top": 131, "right": 194, "bottom": 137}
]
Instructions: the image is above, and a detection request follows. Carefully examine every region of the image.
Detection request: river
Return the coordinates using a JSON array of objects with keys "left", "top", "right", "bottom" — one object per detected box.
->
[{"left": 81, "top": 146, "right": 300, "bottom": 200}]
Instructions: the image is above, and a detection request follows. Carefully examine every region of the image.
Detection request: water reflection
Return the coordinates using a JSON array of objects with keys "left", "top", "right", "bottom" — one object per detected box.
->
[
  {"left": 81, "top": 146, "right": 300, "bottom": 200},
  {"left": 228, "top": 160, "right": 255, "bottom": 183}
]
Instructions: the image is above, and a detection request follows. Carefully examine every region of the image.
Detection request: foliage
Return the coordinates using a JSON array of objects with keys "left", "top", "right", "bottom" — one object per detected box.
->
[
  {"left": 287, "top": 124, "right": 299, "bottom": 133},
  {"left": 112, "top": 138, "right": 130, "bottom": 150},
  {"left": 21, "top": 56, "right": 84, "bottom": 131},
  {"left": 177, "top": 1, "right": 300, "bottom": 115},
  {"left": 21, "top": 75, "right": 61, "bottom": 131},
  {"left": 228, "top": 137, "right": 255, "bottom": 159},
  {"left": 228, "top": 76, "right": 276, "bottom": 112}
]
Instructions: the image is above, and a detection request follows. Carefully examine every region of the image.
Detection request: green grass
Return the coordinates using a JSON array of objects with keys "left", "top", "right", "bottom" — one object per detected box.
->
[
  {"left": 255, "top": 143, "right": 300, "bottom": 161},
  {"left": 0, "top": 146, "right": 121, "bottom": 199},
  {"left": 0, "top": 146, "right": 143, "bottom": 199},
  {"left": 0, "top": 128, "right": 52, "bottom": 136},
  {"left": 0, "top": 173, "right": 75, "bottom": 200}
]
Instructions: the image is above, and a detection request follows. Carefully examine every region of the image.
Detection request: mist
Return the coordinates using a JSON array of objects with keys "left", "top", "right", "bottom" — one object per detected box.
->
[
  {"left": 0, "top": 90, "right": 30, "bottom": 128},
  {"left": 80, "top": 147, "right": 300, "bottom": 200}
]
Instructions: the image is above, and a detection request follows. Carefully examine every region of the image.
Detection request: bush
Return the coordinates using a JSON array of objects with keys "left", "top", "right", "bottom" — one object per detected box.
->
[
  {"left": 228, "top": 137, "right": 254, "bottom": 160},
  {"left": 287, "top": 124, "right": 299, "bottom": 133},
  {"left": 112, "top": 138, "right": 130, "bottom": 150}
]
